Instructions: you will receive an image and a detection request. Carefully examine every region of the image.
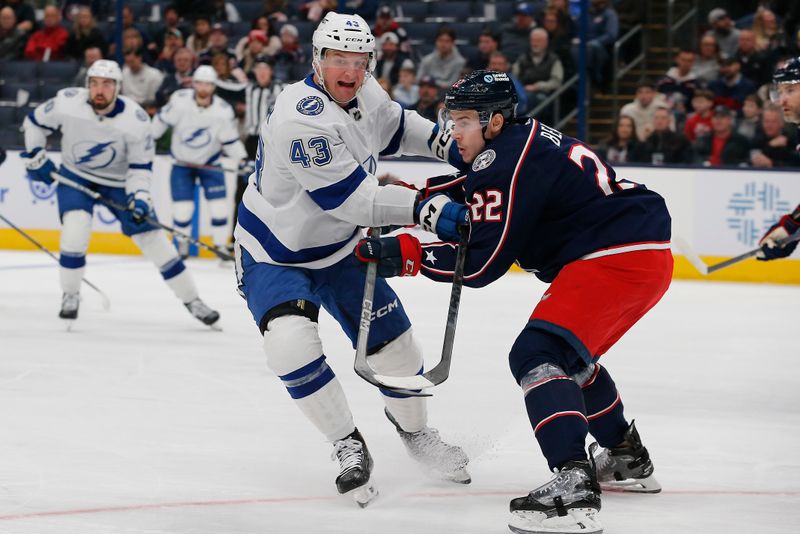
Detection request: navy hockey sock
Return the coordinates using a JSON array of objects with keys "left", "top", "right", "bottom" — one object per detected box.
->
[{"left": 581, "top": 364, "right": 628, "bottom": 448}]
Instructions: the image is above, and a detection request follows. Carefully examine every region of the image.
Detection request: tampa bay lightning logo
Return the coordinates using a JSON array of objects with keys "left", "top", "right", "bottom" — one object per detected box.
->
[
  {"left": 297, "top": 96, "right": 324, "bottom": 116},
  {"left": 472, "top": 149, "right": 496, "bottom": 172},
  {"left": 182, "top": 127, "right": 212, "bottom": 148},
  {"left": 72, "top": 141, "right": 117, "bottom": 170}
]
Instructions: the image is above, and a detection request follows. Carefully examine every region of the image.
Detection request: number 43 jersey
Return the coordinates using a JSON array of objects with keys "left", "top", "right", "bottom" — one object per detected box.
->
[
  {"left": 235, "top": 74, "right": 442, "bottom": 269},
  {"left": 420, "top": 119, "right": 673, "bottom": 286}
]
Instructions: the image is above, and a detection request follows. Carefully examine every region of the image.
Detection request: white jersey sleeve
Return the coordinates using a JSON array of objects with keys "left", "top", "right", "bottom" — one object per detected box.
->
[
  {"left": 23, "top": 92, "right": 64, "bottom": 152},
  {"left": 218, "top": 104, "right": 247, "bottom": 162},
  {"left": 123, "top": 103, "right": 156, "bottom": 195}
]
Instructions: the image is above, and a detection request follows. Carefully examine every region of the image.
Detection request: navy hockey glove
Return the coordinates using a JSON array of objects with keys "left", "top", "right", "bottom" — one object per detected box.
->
[
  {"left": 21, "top": 147, "right": 55, "bottom": 184},
  {"left": 757, "top": 210, "right": 800, "bottom": 261},
  {"left": 127, "top": 191, "right": 153, "bottom": 224},
  {"left": 354, "top": 234, "right": 422, "bottom": 277},
  {"left": 415, "top": 194, "right": 469, "bottom": 242}
]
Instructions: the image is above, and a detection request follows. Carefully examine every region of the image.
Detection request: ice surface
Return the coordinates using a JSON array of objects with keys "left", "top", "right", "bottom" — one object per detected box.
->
[{"left": 0, "top": 251, "right": 797, "bottom": 533}]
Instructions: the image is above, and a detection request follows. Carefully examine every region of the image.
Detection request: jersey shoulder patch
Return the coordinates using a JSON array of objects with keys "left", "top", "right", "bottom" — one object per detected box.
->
[
  {"left": 61, "top": 88, "right": 79, "bottom": 98},
  {"left": 472, "top": 149, "right": 496, "bottom": 172},
  {"left": 296, "top": 95, "right": 325, "bottom": 116},
  {"left": 135, "top": 108, "right": 149, "bottom": 122}
]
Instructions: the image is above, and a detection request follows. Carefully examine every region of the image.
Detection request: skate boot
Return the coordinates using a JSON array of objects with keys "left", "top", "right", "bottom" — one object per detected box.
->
[
  {"left": 184, "top": 298, "right": 221, "bottom": 329},
  {"left": 331, "top": 429, "right": 378, "bottom": 508},
  {"left": 386, "top": 408, "right": 471, "bottom": 484},
  {"left": 509, "top": 459, "right": 602, "bottom": 534},
  {"left": 59, "top": 292, "right": 80, "bottom": 329},
  {"left": 591, "top": 420, "right": 661, "bottom": 493}
]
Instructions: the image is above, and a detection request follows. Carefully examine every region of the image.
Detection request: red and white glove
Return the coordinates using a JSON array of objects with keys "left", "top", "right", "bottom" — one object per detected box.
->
[{"left": 354, "top": 234, "right": 422, "bottom": 277}]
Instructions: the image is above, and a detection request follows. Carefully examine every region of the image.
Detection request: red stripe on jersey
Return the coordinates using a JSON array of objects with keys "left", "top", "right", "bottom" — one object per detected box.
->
[
  {"left": 587, "top": 392, "right": 621, "bottom": 421},
  {"left": 534, "top": 410, "right": 588, "bottom": 434},
  {"left": 427, "top": 175, "right": 466, "bottom": 193}
]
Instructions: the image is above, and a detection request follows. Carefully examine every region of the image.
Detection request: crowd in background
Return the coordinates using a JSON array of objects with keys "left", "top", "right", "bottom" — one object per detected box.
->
[{"left": 1, "top": 0, "right": 799, "bottom": 168}]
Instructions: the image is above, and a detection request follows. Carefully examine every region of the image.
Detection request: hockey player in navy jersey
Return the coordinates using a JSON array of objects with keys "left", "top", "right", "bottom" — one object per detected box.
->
[
  {"left": 152, "top": 65, "right": 249, "bottom": 259},
  {"left": 356, "top": 70, "right": 673, "bottom": 533},
  {"left": 758, "top": 57, "right": 800, "bottom": 261},
  {"left": 21, "top": 59, "right": 220, "bottom": 328},
  {"left": 233, "top": 12, "right": 471, "bottom": 507}
]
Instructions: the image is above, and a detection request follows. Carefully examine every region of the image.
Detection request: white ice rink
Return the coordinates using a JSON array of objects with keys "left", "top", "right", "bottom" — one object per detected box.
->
[{"left": 0, "top": 250, "right": 798, "bottom": 534}]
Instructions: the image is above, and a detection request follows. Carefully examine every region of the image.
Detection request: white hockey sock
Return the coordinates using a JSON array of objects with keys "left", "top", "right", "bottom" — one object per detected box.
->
[
  {"left": 294, "top": 377, "right": 356, "bottom": 442},
  {"left": 59, "top": 210, "right": 92, "bottom": 295},
  {"left": 208, "top": 198, "right": 229, "bottom": 248},
  {"left": 132, "top": 230, "right": 198, "bottom": 303}
]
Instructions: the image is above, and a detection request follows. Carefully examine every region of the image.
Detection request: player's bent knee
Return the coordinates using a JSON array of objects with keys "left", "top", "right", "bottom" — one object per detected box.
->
[
  {"left": 132, "top": 229, "right": 179, "bottom": 267},
  {"left": 208, "top": 198, "right": 228, "bottom": 220},
  {"left": 172, "top": 201, "right": 194, "bottom": 227},
  {"left": 508, "top": 327, "right": 576, "bottom": 384},
  {"left": 367, "top": 328, "right": 423, "bottom": 376},
  {"left": 60, "top": 210, "right": 92, "bottom": 253},
  {"left": 519, "top": 362, "right": 569, "bottom": 392},
  {"left": 262, "top": 315, "right": 324, "bottom": 377}
]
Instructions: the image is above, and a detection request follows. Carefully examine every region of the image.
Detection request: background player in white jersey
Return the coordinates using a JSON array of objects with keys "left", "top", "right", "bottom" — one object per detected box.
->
[
  {"left": 758, "top": 57, "right": 800, "bottom": 260},
  {"left": 152, "top": 65, "right": 249, "bottom": 258},
  {"left": 21, "top": 59, "right": 220, "bottom": 327},
  {"left": 233, "top": 12, "right": 470, "bottom": 506}
]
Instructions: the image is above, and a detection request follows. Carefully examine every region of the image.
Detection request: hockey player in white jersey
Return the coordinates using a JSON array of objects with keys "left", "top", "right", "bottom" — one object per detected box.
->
[
  {"left": 234, "top": 12, "right": 470, "bottom": 506},
  {"left": 152, "top": 65, "right": 249, "bottom": 258},
  {"left": 21, "top": 59, "right": 220, "bottom": 327}
]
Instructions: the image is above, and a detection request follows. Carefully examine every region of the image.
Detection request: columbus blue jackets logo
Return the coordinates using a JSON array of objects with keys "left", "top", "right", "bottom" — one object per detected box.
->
[
  {"left": 72, "top": 141, "right": 117, "bottom": 170},
  {"left": 297, "top": 96, "right": 324, "bottom": 116},
  {"left": 181, "top": 127, "right": 212, "bottom": 148},
  {"left": 472, "top": 149, "right": 496, "bottom": 171}
]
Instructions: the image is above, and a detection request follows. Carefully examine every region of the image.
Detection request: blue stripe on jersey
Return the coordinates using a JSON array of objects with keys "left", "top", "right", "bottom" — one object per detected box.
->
[
  {"left": 205, "top": 151, "right": 222, "bottom": 165},
  {"left": 238, "top": 203, "right": 359, "bottom": 264},
  {"left": 221, "top": 138, "right": 239, "bottom": 145},
  {"left": 129, "top": 162, "right": 152, "bottom": 170},
  {"left": 307, "top": 166, "right": 368, "bottom": 211},
  {"left": 26, "top": 111, "right": 58, "bottom": 132},
  {"left": 379, "top": 103, "right": 405, "bottom": 156},
  {"left": 279, "top": 355, "right": 335, "bottom": 399}
]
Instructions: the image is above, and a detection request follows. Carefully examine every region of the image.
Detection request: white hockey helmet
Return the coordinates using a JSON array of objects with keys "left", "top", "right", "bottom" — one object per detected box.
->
[
  {"left": 86, "top": 59, "right": 123, "bottom": 99},
  {"left": 312, "top": 12, "right": 376, "bottom": 98},
  {"left": 192, "top": 65, "right": 218, "bottom": 85}
]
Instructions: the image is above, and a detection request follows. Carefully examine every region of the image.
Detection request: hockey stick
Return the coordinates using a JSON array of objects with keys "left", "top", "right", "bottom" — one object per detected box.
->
[
  {"left": 355, "top": 227, "right": 469, "bottom": 392},
  {"left": 673, "top": 231, "right": 800, "bottom": 275},
  {"left": 0, "top": 211, "right": 111, "bottom": 310},
  {"left": 51, "top": 172, "right": 234, "bottom": 261}
]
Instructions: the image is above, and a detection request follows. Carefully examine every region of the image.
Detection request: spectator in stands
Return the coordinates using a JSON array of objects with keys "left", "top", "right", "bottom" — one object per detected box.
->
[
  {"left": 409, "top": 76, "right": 440, "bottom": 122},
  {"left": 657, "top": 48, "right": 698, "bottom": 115},
  {"left": 540, "top": 6, "right": 574, "bottom": 76},
  {"left": 122, "top": 46, "right": 165, "bottom": 106},
  {"left": 749, "top": 104, "right": 800, "bottom": 168},
  {"left": 620, "top": 79, "right": 669, "bottom": 141},
  {"left": 235, "top": 15, "right": 280, "bottom": 61},
  {"left": 120, "top": 5, "right": 152, "bottom": 48},
  {"left": 72, "top": 45, "right": 102, "bottom": 86},
  {"left": 572, "top": 0, "right": 619, "bottom": 86},
  {"left": 152, "top": 5, "right": 190, "bottom": 52},
  {"left": 705, "top": 8, "right": 739, "bottom": 59},
  {"left": 710, "top": 57, "right": 757, "bottom": 111},
  {"left": 1, "top": 0, "right": 34, "bottom": 33},
  {"left": 513, "top": 28, "right": 563, "bottom": 113},
  {"left": 375, "top": 32, "right": 410, "bottom": 86},
  {"left": 377, "top": 77, "right": 393, "bottom": 98},
  {"left": 735, "top": 93, "right": 763, "bottom": 142},
  {"left": 683, "top": 89, "right": 715, "bottom": 143},
  {"left": 467, "top": 30, "right": 501, "bottom": 72},
  {"left": 156, "top": 46, "right": 195, "bottom": 105},
  {"left": 64, "top": 6, "right": 106, "bottom": 60},
  {"left": 211, "top": 51, "right": 246, "bottom": 111},
  {"left": 155, "top": 28, "right": 185, "bottom": 72},
  {"left": 272, "top": 23, "right": 306, "bottom": 83},
  {"left": 637, "top": 106, "right": 693, "bottom": 165},
  {"left": 596, "top": 115, "right": 643, "bottom": 164},
  {"left": 502, "top": 2, "right": 539, "bottom": 62},
  {"left": 239, "top": 30, "right": 273, "bottom": 77},
  {"left": 752, "top": 7, "right": 782, "bottom": 53},
  {"left": 24, "top": 6, "right": 68, "bottom": 61},
  {"left": 541, "top": 0, "right": 574, "bottom": 38},
  {"left": 393, "top": 60, "right": 419, "bottom": 108},
  {"left": 694, "top": 34, "right": 721, "bottom": 84},
  {"left": 0, "top": 6, "right": 25, "bottom": 60},
  {"left": 187, "top": 16, "right": 212, "bottom": 53},
  {"left": 418, "top": 27, "right": 466, "bottom": 90},
  {"left": 263, "top": 0, "right": 290, "bottom": 22},
  {"left": 301, "top": 0, "right": 337, "bottom": 23},
  {"left": 488, "top": 51, "right": 528, "bottom": 114},
  {"left": 209, "top": 0, "right": 240, "bottom": 23},
  {"left": 735, "top": 29, "right": 774, "bottom": 88},
  {"left": 693, "top": 105, "right": 750, "bottom": 166},
  {"left": 199, "top": 23, "right": 237, "bottom": 67},
  {"left": 372, "top": 5, "right": 409, "bottom": 55}
]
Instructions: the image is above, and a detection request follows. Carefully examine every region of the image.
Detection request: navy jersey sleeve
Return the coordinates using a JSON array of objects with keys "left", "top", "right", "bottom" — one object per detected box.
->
[{"left": 424, "top": 172, "right": 466, "bottom": 203}]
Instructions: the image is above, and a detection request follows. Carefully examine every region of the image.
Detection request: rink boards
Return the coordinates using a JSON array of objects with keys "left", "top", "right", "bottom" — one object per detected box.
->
[{"left": 0, "top": 152, "right": 798, "bottom": 284}]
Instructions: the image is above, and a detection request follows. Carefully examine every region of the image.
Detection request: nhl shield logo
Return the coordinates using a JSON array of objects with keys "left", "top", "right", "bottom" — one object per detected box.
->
[
  {"left": 472, "top": 149, "right": 496, "bottom": 171},
  {"left": 297, "top": 96, "right": 324, "bottom": 116}
]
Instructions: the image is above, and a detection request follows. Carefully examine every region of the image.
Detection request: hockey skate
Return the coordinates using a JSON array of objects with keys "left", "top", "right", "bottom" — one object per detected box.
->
[
  {"left": 386, "top": 408, "right": 471, "bottom": 484},
  {"left": 184, "top": 298, "right": 221, "bottom": 329},
  {"left": 591, "top": 420, "right": 661, "bottom": 494},
  {"left": 331, "top": 429, "right": 378, "bottom": 508},
  {"left": 59, "top": 292, "right": 80, "bottom": 330},
  {"left": 508, "top": 459, "right": 602, "bottom": 534}
]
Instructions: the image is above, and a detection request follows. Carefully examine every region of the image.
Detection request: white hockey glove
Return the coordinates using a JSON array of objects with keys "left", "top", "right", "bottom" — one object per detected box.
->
[
  {"left": 21, "top": 147, "right": 56, "bottom": 184},
  {"left": 127, "top": 190, "right": 153, "bottom": 224}
]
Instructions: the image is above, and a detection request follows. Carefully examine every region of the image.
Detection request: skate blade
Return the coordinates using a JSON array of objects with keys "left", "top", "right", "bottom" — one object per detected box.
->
[
  {"left": 350, "top": 483, "right": 379, "bottom": 508},
  {"left": 600, "top": 474, "right": 661, "bottom": 494},
  {"left": 206, "top": 322, "right": 223, "bottom": 332},
  {"left": 509, "top": 508, "right": 602, "bottom": 534}
]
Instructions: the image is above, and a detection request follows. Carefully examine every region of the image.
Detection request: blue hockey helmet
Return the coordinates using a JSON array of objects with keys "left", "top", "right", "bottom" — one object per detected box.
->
[
  {"left": 444, "top": 70, "right": 519, "bottom": 125},
  {"left": 773, "top": 57, "right": 800, "bottom": 85}
]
